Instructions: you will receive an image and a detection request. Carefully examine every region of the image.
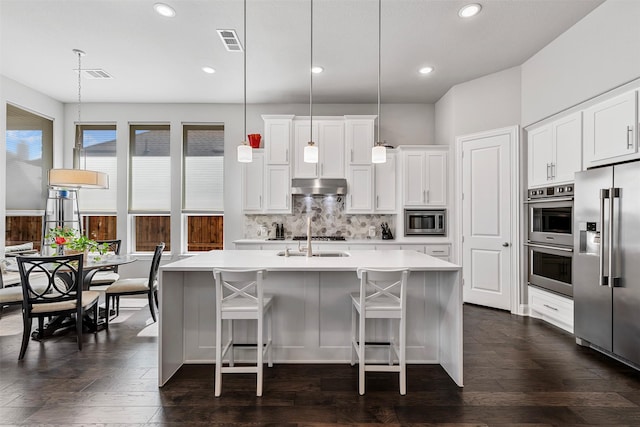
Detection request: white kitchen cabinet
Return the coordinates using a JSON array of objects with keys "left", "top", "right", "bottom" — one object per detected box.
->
[
  {"left": 583, "top": 90, "right": 638, "bottom": 168},
  {"left": 346, "top": 165, "right": 373, "bottom": 213},
  {"left": 345, "top": 116, "right": 376, "bottom": 165},
  {"left": 402, "top": 148, "right": 447, "bottom": 207},
  {"left": 265, "top": 165, "right": 291, "bottom": 213},
  {"left": 528, "top": 112, "right": 582, "bottom": 188},
  {"left": 374, "top": 150, "right": 396, "bottom": 213},
  {"left": 528, "top": 285, "right": 573, "bottom": 333},
  {"left": 293, "top": 119, "right": 345, "bottom": 179},
  {"left": 242, "top": 151, "right": 265, "bottom": 213},
  {"left": 263, "top": 115, "right": 293, "bottom": 165}
]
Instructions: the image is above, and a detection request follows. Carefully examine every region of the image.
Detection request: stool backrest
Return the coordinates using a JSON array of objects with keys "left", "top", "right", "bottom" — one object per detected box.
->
[
  {"left": 213, "top": 269, "right": 267, "bottom": 314},
  {"left": 357, "top": 268, "right": 410, "bottom": 310},
  {"left": 148, "top": 243, "right": 165, "bottom": 289}
]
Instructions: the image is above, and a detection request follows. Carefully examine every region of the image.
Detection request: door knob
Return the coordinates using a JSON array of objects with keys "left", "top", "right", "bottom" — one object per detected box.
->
[{"left": 502, "top": 242, "right": 510, "bottom": 247}]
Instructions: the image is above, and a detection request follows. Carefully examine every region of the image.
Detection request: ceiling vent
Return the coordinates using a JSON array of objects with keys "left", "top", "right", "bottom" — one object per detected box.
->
[
  {"left": 75, "top": 69, "right": 113, "bottom": 79},
  {"left": 217, "top": 29, "right": 243, "bottom": 52}
]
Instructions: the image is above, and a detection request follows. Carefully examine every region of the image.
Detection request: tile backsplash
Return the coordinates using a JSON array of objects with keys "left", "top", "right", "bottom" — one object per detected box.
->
[{"left": 244, "top": 195, "right": 395, "bottom": 239}]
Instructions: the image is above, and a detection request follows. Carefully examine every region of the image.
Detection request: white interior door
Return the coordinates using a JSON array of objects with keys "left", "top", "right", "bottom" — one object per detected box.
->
[{"left": 460, "top": 127, "right": 516, "bottom": 311}]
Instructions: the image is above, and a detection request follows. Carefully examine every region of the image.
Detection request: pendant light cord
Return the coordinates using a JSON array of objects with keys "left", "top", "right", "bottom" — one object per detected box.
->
[
  {"left": 309, "top": 0, "right": 313, "bottom": 143},
  {"left": 377, "top": 0, "right": 381, "bottom": 144},
  {"left": 73, "top": 49, "right": 86, "bottom": 168},
  {"left": 244, "top": 0, "right": 247, "bottom": 143}
]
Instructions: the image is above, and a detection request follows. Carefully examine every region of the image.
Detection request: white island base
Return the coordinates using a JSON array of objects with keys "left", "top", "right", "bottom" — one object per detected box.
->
[{"left": 158, "top": 250, "right": 462, "bottom": 387}]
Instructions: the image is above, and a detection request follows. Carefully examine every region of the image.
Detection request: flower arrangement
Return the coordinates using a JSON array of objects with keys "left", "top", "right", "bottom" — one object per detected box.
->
[{"left": 45, "top": 226, "right": 108, "bottom": 258}]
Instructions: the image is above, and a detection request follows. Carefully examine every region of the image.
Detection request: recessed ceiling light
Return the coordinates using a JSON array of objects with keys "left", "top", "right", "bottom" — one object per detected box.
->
[
  {"left": 418, "top": 66, "right": 434, "bottom": 75},
  {"left": 458, "top": 3, "right": 482, "bottom": 18},
  {"left": 202, "top": 66, "right": 216, "bottom": 74},
  {"left": 154, "top": 3, "right": 176, "bottom": 18},
  {"left": 311, "top": 66, "right": 324, "bottom": 74}
]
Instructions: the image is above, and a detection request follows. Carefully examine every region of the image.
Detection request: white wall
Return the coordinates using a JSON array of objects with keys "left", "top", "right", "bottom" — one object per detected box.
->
[
  {"left": 1, "top": 76, "right": 65, "bottom": 256},
  {"left": 522, "top": 0, "right": 640, "bottom": 126}
]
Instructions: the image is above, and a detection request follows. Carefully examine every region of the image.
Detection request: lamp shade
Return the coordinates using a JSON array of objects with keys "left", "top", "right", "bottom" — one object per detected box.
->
[
  {"left": 304, "top": 142, "right": 318, "bottom": 163},
  {"left": 237, "top": 143, "right": 253, "bottom": 163},
  {"left": 371, "top": 144, "right": 387, "bottom": 163},
  {"left": 48, "top": 168, "right": 109, "bottom": 189}
]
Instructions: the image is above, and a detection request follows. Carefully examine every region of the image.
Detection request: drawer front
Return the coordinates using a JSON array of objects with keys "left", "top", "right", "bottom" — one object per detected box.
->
[
  {"left": 529, "top": 286, "right": 573, "bottom": 331},
  {"left": 425, "top": 244, "right": 450, "bottom": 257}
]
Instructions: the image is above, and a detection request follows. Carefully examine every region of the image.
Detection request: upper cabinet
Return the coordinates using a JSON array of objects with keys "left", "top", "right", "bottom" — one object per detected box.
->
[
  {"left": 345, "top": 116, "right": 376, "bottom": 165},
  {"left": 402, "top": 147, "right": 447, "bottom": 207},
  {"left": 583, "top": 90, "right": 638, "bottom": 169},
  {"left": 374, "top": 150, "right": 397, "bottom": 213},
  {"left": 241, "top": 150, "right": 291, "bottom": 214},
  {"left": 293, "top": 118, "right": 345, "bottom": 179},
  {"left": 263, "top": 115, "right": 293, "bottom": 165},
  {"left": 528, "top": 112, "right": 582, "bottom": 188},
  {"left": 242, "top": 150, "right": 265, "bottom": 213}
]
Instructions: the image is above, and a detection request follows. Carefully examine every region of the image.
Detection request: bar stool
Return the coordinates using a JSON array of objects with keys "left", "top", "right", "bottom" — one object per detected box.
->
[
  {"left": 350, "top": 268, "right": 410, "bottom": 395},
  {"left": 213, "top": 268, "right": 274, "bottom": 397}
]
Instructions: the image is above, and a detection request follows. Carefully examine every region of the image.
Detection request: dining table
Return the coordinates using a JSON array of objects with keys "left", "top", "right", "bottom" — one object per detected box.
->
[{"left": 6, "top": 254, "right": 137, "bottom": 339}]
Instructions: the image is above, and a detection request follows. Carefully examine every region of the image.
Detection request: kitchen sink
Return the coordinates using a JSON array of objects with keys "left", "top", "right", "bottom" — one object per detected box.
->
[{"left": 276, "top": 251, "right": 350, "bottom": 257}]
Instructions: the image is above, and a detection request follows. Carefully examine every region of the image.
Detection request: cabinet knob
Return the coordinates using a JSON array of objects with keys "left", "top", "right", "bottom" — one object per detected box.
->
[{"left": 502, "top": 242, "right": 510, "bottom": 247}]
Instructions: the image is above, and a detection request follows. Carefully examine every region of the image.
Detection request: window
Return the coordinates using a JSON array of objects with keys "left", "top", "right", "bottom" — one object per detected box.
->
[
  {"left": 5, "top": 104, "right": 53, "bottom": 211},
  {"left": 5, "top": 104, "right": 53, "bottom": 250},
  {"left": 77, "top": 125, "right": 117, "bottom": 212},
  {"left": 182, "top": 125, "right": 224, "bottom": 252},
  {"left": 82, "top": 215, "right": 117, "bottom": 241},
  {"left": 130, "top": 125, "right": 171, "bottom": 251}
]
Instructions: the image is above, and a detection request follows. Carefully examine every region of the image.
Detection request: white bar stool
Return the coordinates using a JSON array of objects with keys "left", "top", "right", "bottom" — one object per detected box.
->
[
  {"left": 213, "top": 268, "right": 274, "bottom": 397},
  {"left": 350, "top": 268, "right": 410, "bottom": 395}
]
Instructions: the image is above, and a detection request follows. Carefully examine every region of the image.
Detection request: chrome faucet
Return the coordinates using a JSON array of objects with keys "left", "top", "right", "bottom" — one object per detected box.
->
[{"left": 298, "top": 216, "right": 313, "bottom": 257}]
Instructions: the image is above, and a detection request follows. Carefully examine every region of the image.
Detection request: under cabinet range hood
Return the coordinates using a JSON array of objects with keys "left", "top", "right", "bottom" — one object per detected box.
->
[{"left": 291, "top": 178, "right": 347, "bottom": 195}]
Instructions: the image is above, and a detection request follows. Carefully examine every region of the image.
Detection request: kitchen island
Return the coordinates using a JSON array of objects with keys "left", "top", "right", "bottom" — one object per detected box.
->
[{"left": 158, "top": 249, "right": 462, "bottom": 387}]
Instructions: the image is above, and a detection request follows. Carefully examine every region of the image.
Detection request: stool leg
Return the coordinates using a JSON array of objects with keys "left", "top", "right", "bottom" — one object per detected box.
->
[
  {"left": 215, "top": 317, "right": 223, "bottom": 397},
  {"left": 228, "top": 318, "right": 234, "bottom": 367},
  {"left": 257, "top": 312, "right": 264, "bottom": 397},
  {"left": 399, "top": 313, "right": 406, "bottom": 395},
  {"left": 358, "top": 311, "right": 365, "bottom": 395},
  {"left": 388, "top": 319, "right": 393, "bottom": 365},
  {"left": 350, "top": 304, "right": 356, "bottom": 366},
  {"left": 267, "top": 307, "right": 273, "bottom": 368}
]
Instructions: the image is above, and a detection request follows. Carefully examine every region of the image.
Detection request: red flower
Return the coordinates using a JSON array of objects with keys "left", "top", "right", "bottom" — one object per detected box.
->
[{"left": 55, "top": 237, "right": 67, "bottom": 245}]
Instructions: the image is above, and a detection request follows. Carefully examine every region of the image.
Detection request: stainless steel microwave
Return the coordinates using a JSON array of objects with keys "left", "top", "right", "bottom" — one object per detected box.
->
[{"left": 404, "top": 209, "right": 446, "bottom": 236}]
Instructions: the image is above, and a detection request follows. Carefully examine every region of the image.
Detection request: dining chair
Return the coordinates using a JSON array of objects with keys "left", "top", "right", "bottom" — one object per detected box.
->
[
  {"left": 89, "top": 239, "right": 122, "bottom": 287},
  {"left": 16, "top": 254, "right": 100, "bottom": 360},
  {"left": 350, "top": 268, "right": 410, "bottom": 395},
  {"left": 213, "top": 268, "right": 274, "bottom": 397},
  {"left": 103, "top": 242, "right": 164, "bottom": 329}
]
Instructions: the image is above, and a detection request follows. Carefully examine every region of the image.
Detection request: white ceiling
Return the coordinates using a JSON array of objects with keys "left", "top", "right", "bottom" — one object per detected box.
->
[{"left": 0, "top": 0, "right": 605, "bottom": 105}]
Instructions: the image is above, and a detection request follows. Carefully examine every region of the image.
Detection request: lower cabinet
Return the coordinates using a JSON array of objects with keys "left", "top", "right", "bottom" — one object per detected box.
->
[{"left": 528, "top": 286, "right": 573, "bottom": 333}]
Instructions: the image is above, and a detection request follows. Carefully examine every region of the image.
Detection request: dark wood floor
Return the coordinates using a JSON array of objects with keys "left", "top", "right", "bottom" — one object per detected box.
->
[{"left": 1, "top": 300, "right": 639, "bottom": 426}]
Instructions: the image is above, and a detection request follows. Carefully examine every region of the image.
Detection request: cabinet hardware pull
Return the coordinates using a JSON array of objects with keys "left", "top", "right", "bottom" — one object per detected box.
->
[
  {"left": 546, "top": 163, "right": 551, "bottom": 180},
  {"left": 376, "top": 195, "right": 379, "bottom": 208},
  {"left": 551, "top": 163, "right": 556, "bottom": 179},
  {"left": 351, "top": 149, "right": 353, "bottom": 163},
  {"left": 422, "top": 190, "right": 426, "bottom": 203},
  {"left": 627, "top": 126, "right": 634, "bottom": 150},
  {"left": 432, "top": 250, "right": 445, "bottom": 253},
  {"left": 286, "top": 149, "right": 289, "bottom": 162},
  {"left": 543, "top": 304, "right": 558, "bottom": 311},
  {"left": 259, "top": 195, "right": 262, "bottom": 208}
]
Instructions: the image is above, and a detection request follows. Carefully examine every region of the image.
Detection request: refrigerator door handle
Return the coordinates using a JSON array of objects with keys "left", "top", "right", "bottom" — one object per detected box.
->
[
  {"left": 609, "top": 187, "right": 621, "bottom": 287},
  {"left": 599, "top": 188, "right": 609, "bottom": 286}
]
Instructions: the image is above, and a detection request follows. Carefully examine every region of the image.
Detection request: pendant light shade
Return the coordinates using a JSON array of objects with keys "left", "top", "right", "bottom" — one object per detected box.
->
[
  {"left": 304, "top": 141, "right": 318, "bottom": 163},
  {"left": 237, "top": 0, "right": 253, "bottom": 163},
  {"left": 371, "top": 0, "right": 386, "bottom": 164},
  {"left": 371, "top": 143, "right": 386, "bottom": 164},
  {"left": 237, "top": 142, "right": 252, "bottom": 163},
  {"left": 48, "top": 49, "right": 109, "bottom": 189}
]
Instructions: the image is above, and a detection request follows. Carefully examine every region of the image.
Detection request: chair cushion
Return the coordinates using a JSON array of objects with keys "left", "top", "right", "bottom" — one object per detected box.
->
[
  {"left": 31, "top": 290, "right": 100, "bottom": 314},
  {"left": 105, "top": 278, "right": 154, "bottom": 294},
  {"left": 90, "top": 271, "right": 120, "bottom": 285},
  {"left": 0, "top": 278, "right": 49, "bottom": 304}
]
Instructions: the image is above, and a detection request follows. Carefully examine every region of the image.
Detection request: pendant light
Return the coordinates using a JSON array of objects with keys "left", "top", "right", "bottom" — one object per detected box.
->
[
  {"left": 371, "top": 0, "right": 386, "bottom": 164},
  {"left": 48, "top": 49, "right": 109, "bottom": 189},
  {"left": 303, "top": 0, "right": 318, "bottom": 164},
  {"left": 237, "top": 0, "right": 252, "bottom": 163}
]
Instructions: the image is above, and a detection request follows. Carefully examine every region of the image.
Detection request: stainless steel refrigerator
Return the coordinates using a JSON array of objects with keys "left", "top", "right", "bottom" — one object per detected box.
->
[{"left": 574, "top": 161, "right": 640, "bottom": 366}]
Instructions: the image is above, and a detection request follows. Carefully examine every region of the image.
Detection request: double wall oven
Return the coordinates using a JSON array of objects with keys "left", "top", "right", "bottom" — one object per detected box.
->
[{"left": 525, "top": 184, "right": 574, "bottom": 298}]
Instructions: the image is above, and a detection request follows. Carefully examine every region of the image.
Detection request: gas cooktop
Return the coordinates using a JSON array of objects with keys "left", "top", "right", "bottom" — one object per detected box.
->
[{"left": 292, "top": 235, "right": 346, "bottom": 241}]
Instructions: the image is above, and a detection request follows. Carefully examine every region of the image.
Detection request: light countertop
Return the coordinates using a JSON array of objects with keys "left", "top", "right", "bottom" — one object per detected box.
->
[{"left": 160, "top": 249, "right": 460, "bottom": 273}]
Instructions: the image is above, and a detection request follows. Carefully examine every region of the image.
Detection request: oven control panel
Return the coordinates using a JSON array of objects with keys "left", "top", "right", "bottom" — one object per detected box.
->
[{"left": 528, "top": 184, "right": 574, "bottom": 199}]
